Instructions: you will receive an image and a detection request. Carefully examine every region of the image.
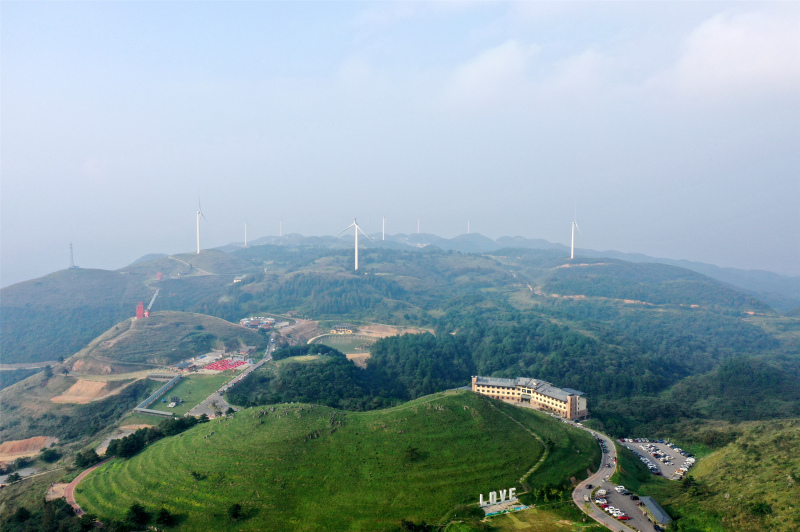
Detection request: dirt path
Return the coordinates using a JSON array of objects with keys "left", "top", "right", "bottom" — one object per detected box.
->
[
  {"left": 0, "top": 361, "right": 60, "bottom": 370},
  {"left": 65, "top": 458, "right": 112, "bottom": 515},
  {"left": 168, "top": 256, "right": 212, "bottom": 275},
  {"left": 485, "top": 401, "right": 548, "bottom": 486}
]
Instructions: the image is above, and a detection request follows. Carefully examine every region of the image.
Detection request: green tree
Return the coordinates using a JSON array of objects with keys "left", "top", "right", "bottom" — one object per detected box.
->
[
  {"left": 155, "top": 508, "right": 175, "bottom": 527},
  {"left": 126, "top": 503, "right": 150, "bottom": 527},
  {"left": 228, "top": 503, "right": 243, "bottom": 520}
]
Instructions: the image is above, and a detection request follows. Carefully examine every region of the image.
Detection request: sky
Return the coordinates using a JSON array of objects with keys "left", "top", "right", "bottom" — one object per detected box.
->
[{"left": 2, "top": 1, "right": 799, "bottom": 287}]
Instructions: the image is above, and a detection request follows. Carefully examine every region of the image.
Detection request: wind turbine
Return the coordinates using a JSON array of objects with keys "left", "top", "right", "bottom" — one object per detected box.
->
[
  {"left": 468, "top": 219, "right": 470, "bottom": 235},
  {"left": 196, "top": 200, "right": 208, "bottom": 254},
  {"left": 382, "top": 217, "right": 385, "bottom": 241},
  {"left": 570, "top": 212, "right": 582, "bottom": 260},
  {"left": 338, "top": 219, "right": 372, "bottom": 271},
  {"left": 244, "top": 217, "right": 248, "bottom": 248}
]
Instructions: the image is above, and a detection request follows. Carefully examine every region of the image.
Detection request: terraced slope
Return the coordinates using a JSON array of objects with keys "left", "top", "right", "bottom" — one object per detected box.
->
[{"left": 76, "top": 391, "right": 599, "bottom": 531}]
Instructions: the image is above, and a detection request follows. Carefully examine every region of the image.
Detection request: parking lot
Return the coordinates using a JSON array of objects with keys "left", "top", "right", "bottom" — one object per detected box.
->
[
  {"left": 620, "top": 438, "right": 697, "bottom": 480},
  {"left": 591, "top": 483, "right": 659, "bottom": 532}
]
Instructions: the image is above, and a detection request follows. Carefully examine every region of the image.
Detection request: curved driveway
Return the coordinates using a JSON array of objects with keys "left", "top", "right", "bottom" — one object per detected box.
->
[
  {"left": 571, "top": 428, "right": 658, "bottom": 532},
  {"left": 65, "top": 458, "right": 112, "bottom": 515}
]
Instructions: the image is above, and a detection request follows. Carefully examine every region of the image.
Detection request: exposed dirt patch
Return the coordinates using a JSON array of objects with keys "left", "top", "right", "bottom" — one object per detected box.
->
[
  {"left": 358, "top": 324, "right": 431, "bottom": 338},
  {"left": 46, "top": 483, "right": 69, "bottom": 501},
  {"left": 346, "top": 353, "right": 371, "bottom": 369},
  {"left": 51, "top": 379, "right": 132, "bottom": 404},
  {"left": 0, "top": 436, "right": 58, "bottom": 462}
]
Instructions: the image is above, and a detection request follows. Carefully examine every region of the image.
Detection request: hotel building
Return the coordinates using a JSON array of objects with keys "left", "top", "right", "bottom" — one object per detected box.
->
[{"left": 471, "top": 376, "right": 589, "bottom": 420}]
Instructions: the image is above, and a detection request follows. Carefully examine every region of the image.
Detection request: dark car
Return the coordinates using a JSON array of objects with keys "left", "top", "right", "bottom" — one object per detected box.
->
[
  {"left": 586, "top": 484, "right": 593, "bottom": 489},
  {"left": 630, "top": 495, "right": 639, "bottom": 500}
]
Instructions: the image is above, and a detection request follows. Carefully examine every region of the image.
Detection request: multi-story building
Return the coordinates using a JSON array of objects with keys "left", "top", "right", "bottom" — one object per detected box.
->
[{"left": 471, "top": 376, "right": 589, "bottom": 420}]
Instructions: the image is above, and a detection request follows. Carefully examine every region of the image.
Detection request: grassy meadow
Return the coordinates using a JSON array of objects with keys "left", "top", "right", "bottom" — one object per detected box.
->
[
  {"left": 75, "top": 391, "right": 598, "bottom": 531},
  {"left": 312, "top": 334, "right": 374, "bottom": 353},
  {"left": 148, "top": 374, "right": 233, "bottom": 416}
]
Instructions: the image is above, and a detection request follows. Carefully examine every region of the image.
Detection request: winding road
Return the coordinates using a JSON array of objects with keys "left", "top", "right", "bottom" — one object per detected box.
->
[
  {"left": 64, "top": 458, "right": 112, "bottom": 515},
  {"left": 571, "top": 427, "right": 658, "bottom": 532}
]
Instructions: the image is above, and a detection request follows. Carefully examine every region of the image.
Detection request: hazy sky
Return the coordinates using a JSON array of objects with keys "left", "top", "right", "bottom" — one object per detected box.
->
[{"left": 2, "top": 1, "right": 799, "bottom": 286}]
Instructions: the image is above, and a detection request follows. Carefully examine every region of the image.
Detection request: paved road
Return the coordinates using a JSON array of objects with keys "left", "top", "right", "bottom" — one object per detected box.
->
[
  {"left": 65, "top": 458, "right": 112, "bottom": 515},
  {"left": 571, "top": 428, "right": 658, "bottom": 532}
]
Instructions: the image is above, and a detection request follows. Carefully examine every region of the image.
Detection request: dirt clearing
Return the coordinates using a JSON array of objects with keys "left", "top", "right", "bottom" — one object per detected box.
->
[
  {"left": 0, "top": 436, "right": 58, "bottom": 462},
  {"left": 346, "top": 353, "right": 371, "bottom": 369},
  {"left": 51, "top": 379, "right": 131, "bottom": 404},
  {"left": 358, "top": 324, "right": 430, "bottom": 337}
]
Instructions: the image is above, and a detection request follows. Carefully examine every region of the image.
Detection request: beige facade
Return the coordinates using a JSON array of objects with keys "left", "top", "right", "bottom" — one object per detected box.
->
[{"left": 471, "top": 376, "right": 589, "bottom": 420}]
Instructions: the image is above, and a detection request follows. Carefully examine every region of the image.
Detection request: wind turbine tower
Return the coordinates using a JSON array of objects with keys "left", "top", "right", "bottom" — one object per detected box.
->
[
  {"left": 468, "top": 219, "right": 470, "bottom": 235},
  {"left": 570, "top": 215, "right": 582, "bottom": 260},
  {"left": 382, "top": 217, "right": 385, "bottom": 241},
  {"left": 244, "top": 218, "right": 248, "bottom": 247},
  {"left": 338, "top": 219, "right": 372, "bottom": 271},
  {"left": 196, "top": 200, "right": 207, "bottom": 254}
]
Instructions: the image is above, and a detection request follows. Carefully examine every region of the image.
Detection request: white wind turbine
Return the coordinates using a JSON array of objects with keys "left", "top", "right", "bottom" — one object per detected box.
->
[
  {"left": 244, "top": 217, "right": 248, "bottom": 247},
  {"left": 570, "top": 212, "right": 582, "bottom": 260},
  {"left": 196, "top": 200, "right": 208, "bottom": 254},
  {"left": 338, "top": 218, "right": 372, "bottom": 271}
]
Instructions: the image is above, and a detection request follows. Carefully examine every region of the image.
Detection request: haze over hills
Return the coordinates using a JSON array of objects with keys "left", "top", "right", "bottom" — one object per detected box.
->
[
  {"left": 217, "top": 232, "right": 800, "bottom": 311},
  {"left": 1, "top": 238, "right": 799, "bottom": 531}
]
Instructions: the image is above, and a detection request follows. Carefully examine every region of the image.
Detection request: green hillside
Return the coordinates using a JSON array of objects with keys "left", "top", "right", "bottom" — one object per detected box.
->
[
  {"left": 540, "top": 260, "right": 772, "bottom": 311},
  {"left": 76, "top": 391, "right": 600, "bottom": 531},
  {"left": 0, "top": 371, "right": 158, "bottom": 443},
  {"left": 122, "top": 249, "right": 258, "bottom": 277},
  {"left": 0, "top": 268, "right": 152, "bottom": 364},
  {"left": 613, "top": 419, "right": 800, "bottom": 532},
  {"left": 68, "top": 311, "right": 268, "bottom": 374}
]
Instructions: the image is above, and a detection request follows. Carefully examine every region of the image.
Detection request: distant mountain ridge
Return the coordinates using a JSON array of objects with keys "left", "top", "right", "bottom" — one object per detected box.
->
[{"left": 207, "top": 232, "right": 800, "bottom": 311}]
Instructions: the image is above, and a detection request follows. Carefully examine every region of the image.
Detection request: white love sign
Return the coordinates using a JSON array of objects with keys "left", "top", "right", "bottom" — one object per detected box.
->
[{"left": 479, "top": 487, "right": 517, "bottom": 506}]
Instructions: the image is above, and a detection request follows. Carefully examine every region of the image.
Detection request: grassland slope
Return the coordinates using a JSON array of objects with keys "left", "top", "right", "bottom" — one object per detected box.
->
[
  {"left": 76, "top": 391, "right": 599, "bottom": 531},
  {"left": 68, "top": 311, "right": 267, "bottom": 374}
]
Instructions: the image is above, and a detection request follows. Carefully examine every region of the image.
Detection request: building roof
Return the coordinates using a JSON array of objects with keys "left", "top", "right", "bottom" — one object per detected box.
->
[
  {"left": 474, "top": 376, "right": 518, "bottom": 388},
  {"left": 533, "top": 383, "right": 569, "bottom": 401},
  {"left": 562, "top": 388, "right": 586, "bottom": 396},
  {"left": 473, "top": 376, "right": 576, "bottom": 402},
  {"left": 640, "top": 496, "right": 672, "bottom": 524}
]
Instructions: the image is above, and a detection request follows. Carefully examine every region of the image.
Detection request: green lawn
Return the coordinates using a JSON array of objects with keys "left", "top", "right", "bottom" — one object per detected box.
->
[
  {"left": 76, "top": 391, "right": 599, "bottom": 531},
  {"left": 311, "top": 334, "right": 374, "bottom": 353},
  {"left": 148, "top": 374, "right": 233, "bottom": 416}
]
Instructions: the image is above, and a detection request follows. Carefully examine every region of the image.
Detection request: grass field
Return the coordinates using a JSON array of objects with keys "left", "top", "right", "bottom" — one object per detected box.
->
[
  {"left": 76, "top": 391, "right": 599, "bottom": 531},
  {"left": 148, "top": 374, "right": 233, "bottom": 416},
  {"left": 487, "top": 503, "right": 607, "bottom": 532},
  {"left": 311, "top": 334, "right": 374, "bottom": 353}
]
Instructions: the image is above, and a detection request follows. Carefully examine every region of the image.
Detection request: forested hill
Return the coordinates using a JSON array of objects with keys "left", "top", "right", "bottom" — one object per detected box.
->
[
  {"left": 0, "top": 268, "right": 152, "bottom": 364},
  {"left": 0, "top": 244, "right": 786, "bottom": 366}
]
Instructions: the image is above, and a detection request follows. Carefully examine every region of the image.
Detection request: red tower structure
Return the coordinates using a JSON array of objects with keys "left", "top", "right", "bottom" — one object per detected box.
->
[{"left": 136, "top": 302, "right": 145, "bottom": 319}]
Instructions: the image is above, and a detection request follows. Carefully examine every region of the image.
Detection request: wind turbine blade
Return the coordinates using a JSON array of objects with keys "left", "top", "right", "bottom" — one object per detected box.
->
[
  {"left": 575, "top": 221, "right": 582, "bottom": 235},
  {"left": 337, "top": 223, "right": 356, "bottom": 238},
  {"left": 356, "top": 225, "right": 373, "bottom": 242}
]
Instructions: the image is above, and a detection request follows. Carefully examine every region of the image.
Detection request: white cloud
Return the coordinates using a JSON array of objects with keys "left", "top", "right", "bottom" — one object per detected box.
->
[
  {"left": 671, "top": 8, "right": 800, "bottom": 97},
  {"left": 536, "top": 48, "right": 611, "bottom": 103},
  {"left": 444, "top": 40, "right": 539, "bottom": 110}
]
